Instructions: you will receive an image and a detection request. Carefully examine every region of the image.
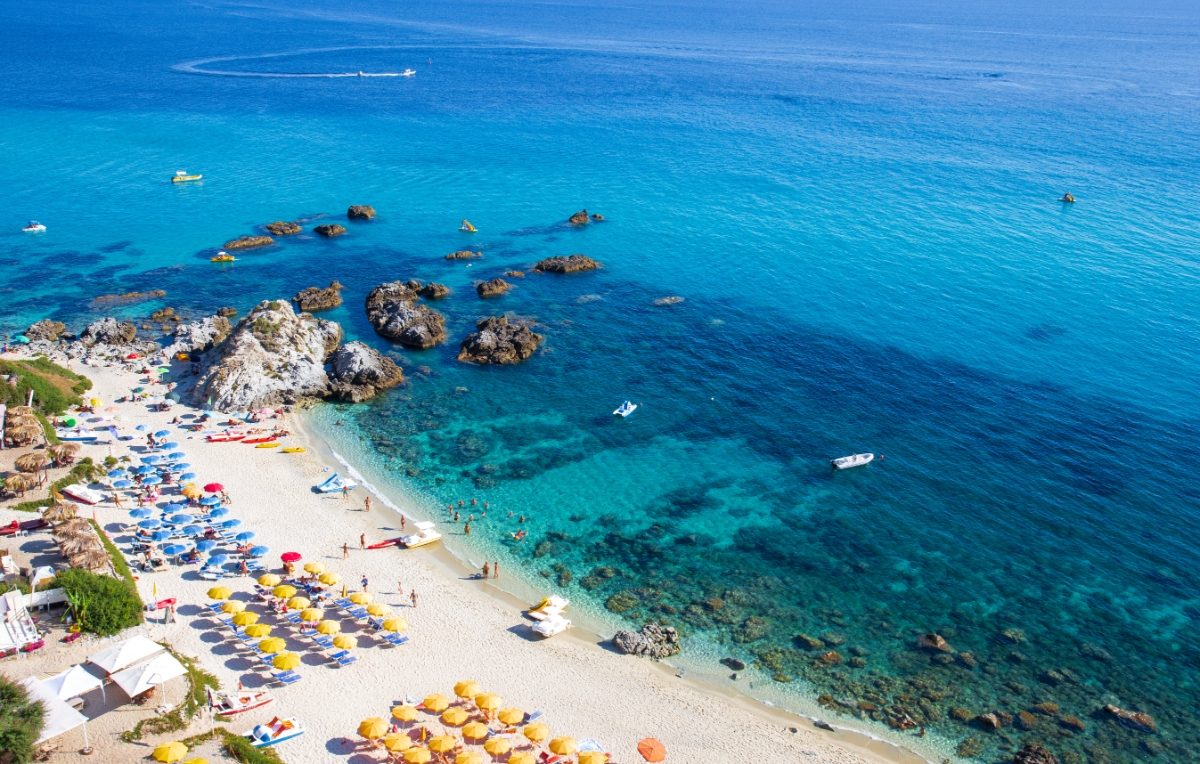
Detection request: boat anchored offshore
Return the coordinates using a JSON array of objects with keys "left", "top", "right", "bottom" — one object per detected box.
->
[
  {"left": 613, "top": 401, "right": 637, "bottom": 417},
  {"left": 172, "top": 170, "right": 202, "bottom": 183},
  {"left": 210, "top": 251, "right": 236, "bottom": 263},
  {"left": 459, "top": 219, "right": 477, "bottom": 233},
  {"left": 22, "top": 220, "right": 46, "bottom": 233},
  {"left": 831, "top": 452, "right": 874, "bottom": 470},
  {"left": 399, "top": 520, "right": 442, "bottom": 549}
]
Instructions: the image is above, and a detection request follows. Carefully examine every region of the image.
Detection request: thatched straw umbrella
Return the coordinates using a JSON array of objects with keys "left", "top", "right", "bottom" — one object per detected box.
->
[
  {"left": 5, "top": 423, "right": 43, "bottom": 447},
  {"left": 56, "top": 517, "right": 92, "bottom": 535},
  {"left": 9, "top": 405, "right": 34, "bottom": 417},
  {"left": 58, "top": 535, "right": 99, "bottom": 556},
  {"left": 71, "top": 548, "right": 110, "bottom": 572},
  {"left": 44, "top": 501, "right": 80, "bottom": 524},
  {"left": 3, "top": 472, "right": 36, "bottom": 496},
  {"left": 15, "top": 452, "right": 50, "bottom": 486},
  {"left": 49, "top": 442, "right": 81, "bottom": 465}
]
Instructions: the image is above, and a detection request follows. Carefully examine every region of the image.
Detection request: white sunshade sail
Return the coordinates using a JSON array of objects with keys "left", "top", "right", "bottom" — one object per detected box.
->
[
  {"left": 40, "top": 664, "right": 105, "bottom": 700},
  {"left": 86, "top": 635, "right": 164, "bottom": 675},
  {"left": 109, "top": 652, "right": 186, "bottom": 698},
  {"left": 20, "top": 677, "right": 88, "bottom": 744}
]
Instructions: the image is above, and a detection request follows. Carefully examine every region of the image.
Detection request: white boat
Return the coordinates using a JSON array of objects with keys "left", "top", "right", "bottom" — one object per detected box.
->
[
  {"left": 526, "top": 594, "right": 570, "bottom": 621},
  {"left": 59, "top": 484, "right": 106, "bottom": 505},
  {"left": 531, "top": 613, "right": 572, "bottom": 638},
  {"left": 613, "top": 401, "right": 637, "bottom": 418},
  {"left": 399, "top": 520, "right": 442, "bottom": 549},
  {"left": 246, "top": 717, "right": 304, "bottom": 748},
  {"left": 831, "top": 452, "right": 874, "bottom": 470},
  {"left": 400, "top": 68, "right": 416, "bottom": 77},
  {"left": 22, "top": 220, "right": 46, "bottom": 233},
  {"left": 208, "top": 688, "right": 274, "bottom": 716},
  {"left": 314, "top": 472, "right": 356, "bottom": 494},
  {"left": 55, "top": 428, "right": 101, "bottom": 442}
]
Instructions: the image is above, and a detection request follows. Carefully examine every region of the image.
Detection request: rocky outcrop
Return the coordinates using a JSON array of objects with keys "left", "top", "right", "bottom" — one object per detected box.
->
[
  {"left": 24, "top": 320, "right": 68, "bottom": 342},
  {"left": 327, "top": 341, "right": 404, "bottom": 402},
  {"left": 224, "top": 235, "right": 274, "bottom": 250},
  {"left": 504, "top": 270, "right": 525, "bottom": 279},
  {"left": 917, "top": 633, "right": 952, "bottom": 653},
  {"left": 89, "top": 289, "right": 167, "bottom": 309},
  {"left": 187, "top": 300, "right": 341, "bottom": 411},
  {"left": 1102, "top": 705, "right": 1156, "bottom": 733},
  {"left": 314, "top": 224, "right": 346, "bottom": 238},
  {"left": 293, "top": 281, "right": 343, "bottom": 312},
  {"left": 1013, "top": 744, "right": 1059, "bottom": 764},
  {"left": 445, "top": 250, "right": 482, "bottom": 260},
  {"left": 568, "top": 209, "right": 590, "bottom": 225},
  {"left": 974, "top": 713, "right": 1004, "bottom": 731},
  {"left": 534, "top": 254, "right": 601, "bottom": 274},
  {"left": 217, "top": 306, "right": 238, "bottom": 318},
  {"left": 80, "top": 318, "right": 138, "bottom": 346},
  {"left": 612, "top": 623, "right": 681, "bottom": 660},
  {"left": 265, "top": 221, "right": 301, "bottom": 236},
  {"left": 165, "top": 315, "right": 232, "bottom": 357},
  {"left": 653, "top": 296, "right": 685, "bottom": 306},
  {"left": 347, "top": 205, "right": 376, "bottom": 221},
  {"left": 417, "top": 283, "right": 450, "bottom": 300},
  {"left": 457, "top": 316, "right": 543, "bottom": 365},
  {"left": 365, "top": 282, "right": 447, "bottom": 349},
  {"left": 476, "top": 278, "right": 511, "bottom": 298}
]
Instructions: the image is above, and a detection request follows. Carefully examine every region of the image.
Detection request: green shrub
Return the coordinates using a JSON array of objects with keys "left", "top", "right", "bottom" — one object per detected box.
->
[
  {"left": 88, "top": 519, "right": 138, "bottom": 590},
  {"left": 223, "top": 730, "right": 285, "bottom": 764},
  {"left": 0, "top": 357, "right": 90, "bottom": 415},
  {"left": 55, "top": 568, "right": 143, "bottom": 636},
  {"left": 0, "top": 674, "right": 45, "bottom": 764}
]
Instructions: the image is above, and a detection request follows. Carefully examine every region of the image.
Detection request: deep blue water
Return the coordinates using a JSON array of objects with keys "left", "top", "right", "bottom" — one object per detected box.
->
[{"left": 2, "top": 1, "right": 1199, "bottom": 760}]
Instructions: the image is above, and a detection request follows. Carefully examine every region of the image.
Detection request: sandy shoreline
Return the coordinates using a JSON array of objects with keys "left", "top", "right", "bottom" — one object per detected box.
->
[{"left": 7, "top": 352, "right": 938, "bottom": 764}]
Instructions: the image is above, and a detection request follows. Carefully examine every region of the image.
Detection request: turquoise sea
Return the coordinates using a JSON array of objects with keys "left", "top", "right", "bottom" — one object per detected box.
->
[{"left": 2, "top": 0, "right": 1199, "bottom": 760}]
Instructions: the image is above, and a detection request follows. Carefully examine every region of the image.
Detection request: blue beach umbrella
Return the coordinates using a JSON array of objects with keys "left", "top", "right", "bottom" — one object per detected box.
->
[
  {"left": 234, "top": 531, "right": 255, "bottom": 542},
  {"left": 162, "top": 502, "right": 189, "bottom": 513},
  {"left": 113, "top": 479, "right": 133, "bottom": 489},
  {"left": 182, "top": 524, "right": 205, "bottom": 536},
  {"left": 133, "top": 465, "right": 156, "bottom": 475},
  {"left": 179, "top": 472, "right": 196, "bottom": 481},
  {"left": 160, "top": 441, "right": 180, "bottom": 450},
  {"left": 169, "top": 513, "right": 194, "bottom": 525},
  {"left": 208, "top": 553, "right": 230, "bottom": 566},
  {"left": 107, "top": 469, "right": 128, "bottom": 479},
  {"left": 248, "top": 545, "right": 268, "bottom": 557},
  {"left": 162, "top": 544, "right": 188, "bottom": 556},
  {"left": 135, "top": 424, "right": 146, "bottom": 431},
  {"left": 140, "top": 456, "right": 161, "bottom": 465},
  {"left": 137, "top": 519, "right": 162, "bottom": 530},
  {"left": 141, "top": 475, "right": 162, "bottom": 487},
  {"left": 219, "top": 519, "right": 241, "bottom": 529},
  {"left": 199, "top": 495, "right": 220, "bottom": 506},
  {"left": 195, "top": 539, "right": 217, "bottom": 553},
  {"left": 154, "top": 429, "right": 170, "bottom": 438},
  {"left": 208, "top": 507, "right": 229, "bottom": 519},
  {"left": 150, "top": 530, "right": 171, "bottom": 542},
  {"left": 173, "top": 462, "right": 191, "bottom": 471},
  {"left": 167, "top": 451, "right": 186, "bottom": 460},
  {"left": 129, "top": 508, "right": 152, "bottom": 519}
]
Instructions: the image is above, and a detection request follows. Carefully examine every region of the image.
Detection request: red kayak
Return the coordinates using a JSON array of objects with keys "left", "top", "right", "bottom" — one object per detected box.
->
[
  {"left": 207, "top": 433, "right": 246, "bottom": 443},
  {"left": 366, "top": 537, "right": 404, "bottom": 550},
  {"left": 242, "top": 435, "right": 276, "bottom": 444}
]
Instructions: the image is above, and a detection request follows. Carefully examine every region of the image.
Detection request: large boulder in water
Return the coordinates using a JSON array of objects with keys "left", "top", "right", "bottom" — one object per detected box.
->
[
  {"left": 1101, "top": 705, "right": 1157, "bottom": 733},
  {"left": 24, "top": 319, "right": 68, "bottom": 342},
  {"left": 457, "top": 316, "right": 543, "bottom": 365},
  {"left": 186, "top": 300, "right": 341, "bottom": 411},
  {"left": 365, "top": 281, "right": 447, "bottom": 349},
  {"left": 347, "top": 205, "right": 376, "bottom": 220},
  {"left": 568, "top": 209, "right": 590, "bottom": 225},
  {"left": 534, "top": 254, "right": 601, "bottom": 274},
  {"left": 417, "top": 282, "right": 451, "bottom": 300},
  {"left": 293, "top": 281, "right": 344, "bottom": 312},
  {"left": 80, "top": 318, "right": 138, "bottom": 346},
  {"left": 475, "top": 278, "right": 511, "bottom": 298},
  {"left": 224, "top": 235, "right": 274, "bottom": 250},
  {"left": 265, "top": 221, "right": 301, "bottom": 236},
  {"left": 445, "top": 249, "right": 482, "bottom": 260},
  {"left": 314, "top": 224, "right": 347, "bottom": 238},
  {"left": 612, "top": 622, "right": 681, "bottom": 660},
  {"left": 327, "top": 341, "right": 404, "bottom": 402}
]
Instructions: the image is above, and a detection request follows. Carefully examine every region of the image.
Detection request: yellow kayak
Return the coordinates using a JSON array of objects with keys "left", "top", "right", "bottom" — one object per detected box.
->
[
  {"left": 255, "top": 442, "right": 280, "bottom": 449},
  {"left": 281, "top": 447, "right": 306, "bottom": 454}
]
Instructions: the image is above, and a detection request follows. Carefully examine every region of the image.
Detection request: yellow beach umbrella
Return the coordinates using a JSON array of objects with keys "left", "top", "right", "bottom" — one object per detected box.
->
[
  {"left": 382, "top": 617, "right": 408, "bottom": 632},
  {"left": 482, "top": 737, "right": 511, "bottom": 756},
  {"left": 182, "top": 485, "right": 201, "bottom": 498},
  {"left": 272, "top": 584, "right": 297, "bottom": 599},
  {"left": 358, "top": 716, "right": 389, "bottom": 740},
  {"left": 506, "top": 754, "right": 536, "bottom": 764},
  {"left": 422, "top": 694, "right": 450, "bottom": 713},
  {"left": 258, "top": 637, "right": 287, "bottom": 654},
  {"left": 403, "top": 748, "right": 432, "bottom": 764},
  {"left": 221, "top": 600, "right": 246, "bottom": 614},
  {"left": 207, "top": 586, "right": 231, "bottom": 601},
  {"left": 366, "top": 602, "right": 391, "bottom": 617},
  {"left": 578, "top": 753, "right": 608, "bottom": 764},
  {"left": 286, "top": 596, "right": 311, "bottom": 610},
  {"left": 496, "top": 707, "right": 524, "bottom": 726},
  {"left": 271, "top": 652, "right": 301, "bottom": 671},
  {"left": 474, "top": 693, "right": 501, "bottom": 712},
  {"left": 257, "top": 573, "right": 281, "bottom": 587},
  {"left": 392, "top": 704, "right": 419, "bottom": 722},
  {"left": 232, "top": 611, "right": 259, "bottom": 627},
  {"left": 440, "top": 707, "right": 469, "bottom": 727},
  {"left": 152, "top": 742, "right": 188, "bottom": 762},
  {"left": 316, "top": 619, "right": 341, "bottom": 635},
  {"left": 548, "top": 737, "right": 577, "bottom": 756},
  {"left": 299, "top": 607, "right": 323, "bottom": 622},
  {"left": 182, "top": 758, "right": 208, "bottom": 764},
  {"left": 332, "top": 634, "right": 358, "bottom": 650},
  {"left": 522, "top": 722, "right": 549, "bottom": 743},
  {"left": 244, "top": 623, "right": 272, "bottom": 638},
  {"left": 428, "top": 735, "right": 457, "bottom": 753},
  {"left": 454, "top": 679, "right": 480, "bottom": 699},
  {"left": 461, "top": 722, "right": 489, "bottom": 740},
  {"left": 383, "top": 732, "right": 413, "bottom": 752},
  {"left": 319, "top": 571, "right": 340, "bottom": 586},
  {"left": 303, "top": 561, "right": 326, "bottom": 574},
  {"left": 348, "top": 591, "right": 371, "bottom": 605},
  {"left": 455, "top": 752, "right": 483, "bottom": 764}
]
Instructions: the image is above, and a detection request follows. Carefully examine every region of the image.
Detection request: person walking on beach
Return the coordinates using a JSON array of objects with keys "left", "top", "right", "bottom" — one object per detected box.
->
[
  {"left": 400, "top": 515, "right": 406, "bottom": 530},
  {"left": 342, "top": 484, "right": 350, "bottom": 499},
  {"left": 410, "top": 589, "right": 418, "bottom": 608},
  {"left": 482, "top": 562, "right": 490, "bottom": 579},
  {"left": 364, "top": 496, "right": 371, "bottom": 513},
  {"left": 359, "top": 533, "right": 365, "bottom": 549},
  {"left": 361, "top": 575, "right": 369, "bottom": 592},
  {"left": 397, "top": 579, "right": 402, "bottom": 594},
  {"left": 342, "top": 542, "right": 349, "bottom": 559},
  {"left": 493, "top": 561, "right": 499, "bottom": 579}
]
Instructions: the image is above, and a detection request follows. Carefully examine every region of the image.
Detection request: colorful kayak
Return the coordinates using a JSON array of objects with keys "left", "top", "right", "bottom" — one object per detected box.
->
[
  {"left": 206, "top": 432, "right": 246, "bottom": 443},
  {"left": 366, "top": 537, "right": 404, "bottom": 550},
  {"left": 255, "top": 442, "right": 280, "bottom": 449},
  {"left": 280, "top": 447, "right": 306, "bottom": 454},
  {"left": 242, "top": 436, "right": 276, "bottom": 444}
]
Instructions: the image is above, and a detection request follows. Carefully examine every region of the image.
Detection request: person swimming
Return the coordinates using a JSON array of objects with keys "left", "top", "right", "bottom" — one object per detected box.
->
[{"left": 1061, "top": 192, "right": 1075, "bottom": 203}]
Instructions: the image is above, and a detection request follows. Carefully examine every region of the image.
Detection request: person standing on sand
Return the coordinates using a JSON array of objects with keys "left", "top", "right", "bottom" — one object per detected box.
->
[
  {"left": 364, "top": 496, "right": 371, "bottom": 513},
  {"left": 342, "top": 485, "right": 350, "bottom": 499},
  {"left": 464, "top": 522, "right": 471, "bottom": 535},
  {"left": 342, "top": 543, "right": 349, "bottom": 559},
  {"left": 397, "top": 579, "right": 402, "bottom": 594},
  {"left": 359, "top": 533, "right": 365, "bottom": 549},
  {"left": 410, "top": 590, "right": 418, "bottom": 608},
  {"left": 361, "top": 575, "right": 369, "bottom": 592},
  {"left": 400, "top": 515, "right": 406, "bottom": 529},
  {"left": 482, "top": 562, "right": 490, "bottom": 579},
  {"left": 493, "top": 561, "right": 499, "bottom": 579}
]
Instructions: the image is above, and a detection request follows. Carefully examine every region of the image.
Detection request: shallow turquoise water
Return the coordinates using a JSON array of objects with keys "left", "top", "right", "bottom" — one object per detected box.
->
[{"left": 2, "top": 1, "right": 1199, "bottom": 760}]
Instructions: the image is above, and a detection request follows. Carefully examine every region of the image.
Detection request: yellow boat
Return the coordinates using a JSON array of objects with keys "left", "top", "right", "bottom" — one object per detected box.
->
[
  {"left": 281, "top": 447, "right": 306, "bottom": 454},
  {"left": 255, "top": 442, "right": 280, "bottom": 449},
  {"left": 211, "top": 251, "right": 236, "bottom": 263},
  {"left": 172, "top": 170, "right": 203, "bottom": 183},
  {"left": 459, "top": 219, "right": 477, "bottom": 233}
]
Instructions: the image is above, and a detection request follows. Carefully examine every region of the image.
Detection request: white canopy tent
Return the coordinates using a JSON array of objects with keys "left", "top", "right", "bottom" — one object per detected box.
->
[
  {"left": 86, "top": 635, "right": 163, "bottom": 675},
  {"left": 40, "top": 664, "right": 105, "bottom": 701},
  {"left": 110, "top": 652, "right": 185, "bottom": 699},
  {"left": 20, "top": 676, "right": 88, "bottom": 746}
]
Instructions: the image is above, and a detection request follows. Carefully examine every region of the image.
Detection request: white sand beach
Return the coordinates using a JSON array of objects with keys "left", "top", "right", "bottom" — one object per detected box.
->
[{"left": 3, "top": 354, "right": 935, "bottom": 764}]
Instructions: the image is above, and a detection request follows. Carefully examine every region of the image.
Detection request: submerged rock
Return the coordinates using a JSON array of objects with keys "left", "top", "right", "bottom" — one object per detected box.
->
[
  {"left": 476, "top": 278, "right": 511, "bottom": 298},
  {"left": 533, "top": 254, "right": 601, "bottom": 274},
  {"left": 417, "top": 282, "right": 450, "bottom": 300},
  {"left": 611, "top": 622, "right": 681, "bottom": 659},
  {"left": 90, "top": 289, "right": 167, "bottom": 309},
  {"left": 653, "top": 296, "right": 685, "bottom": 306},
  {"left": 568, "top": 209, "right": 591, "bottom": 225},
  {"left": 224, "top": 235, "right": 274, "bottom": 250},
  {"left": 327, "top": 341, "right": 404, "bottom": 402},
  {"left": 293, "top": 281, "right": 344, "bottom": 312},
  {"left": 365, "top": 281, "right": 447, "bottom": 349},
  {"left": 446, "top": 249, "right": 482, "bottom": 260},
  {"left": 457, "top": 316, "right": 543, "bottom": 365},
  {"left": 24, "top": 319, "right": 68, "bottom": 342},
  {"left": 720, "top": 657, "right": 747, "bottom": 671},
  {"left": 917, "top": 633, "right": 953, "bottom": 653},
  {"left": 1012, "top": 743, "right": 1060, "bottom": 764},
  {"left": 265, "top": 221, "right": 301, "bottom": 236},
  {"left": 314, "top": 224, "right": 347, "bottom": 237},
  {"left": 80, "top": 317, "right": 138, "bottom": 346},
  {"left": 1102, "top": 704, "right": 1157, "bottom": 733},
  {"left": 347, "top": 205, "right": 376, "bottom": 220}
]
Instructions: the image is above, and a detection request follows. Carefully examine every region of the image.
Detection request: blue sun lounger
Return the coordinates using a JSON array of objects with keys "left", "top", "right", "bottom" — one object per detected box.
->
[{"left": 271, "top": 670, "right": 301, "bottom": 685}]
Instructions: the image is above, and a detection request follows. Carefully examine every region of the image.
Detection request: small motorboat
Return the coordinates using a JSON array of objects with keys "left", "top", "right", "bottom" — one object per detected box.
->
[
  {"left": 366, "top": 536, "right": 405, "bottom": 550},
  {"left": 459, "top": 219, "right": 477, "bottom": 233},
  {"left": 526, "top": 594, "right": 569, "bottom": 622},
  {"left": 315, "top": 473, "right": 356, "bottom": 494},
  {"left": 399, "top": 521, "right": 442, "bottom": 549},
  {"left": 400, "top": 68, "right": 416, "bottom": 77},
  {"left": 613, "top": 401, "right": 637, "bottom": 418},
  {"left": 531, "top": 613, "right": 572, "bottom": 638},
  {"left": 211, "top": 251, "right": 236, "bottom": 263},
  {"left": 55, "top": 428, "right": 100, "bottom": 442},
  {"left": 206, "top": 432, "right": 246, "bottom": 443},
  {"left": 831, "top": 452, "right": 875, "bottom": 470},
  {"left": 59, "top": 484, "right": 106, "bottom": 505},
  {"left": 280, "top": 446, "right": 305, "bottom": 454},
  {"left": 172, "top": 170, "right": 203, "bottom": 183},
  {"left": 209, "top": 688, "right": 274, "bottom": 716},
  {"left": 22, "top": 220, "right": 46, "bottom": 233},
  {"left": 246, "top": 716, "right": 304, "bottom": 748}
]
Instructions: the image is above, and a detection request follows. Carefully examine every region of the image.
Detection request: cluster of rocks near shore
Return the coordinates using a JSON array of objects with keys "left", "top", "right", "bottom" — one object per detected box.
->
[{"left": 220, "top": 204, "right": 376, "bottom": 251}]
